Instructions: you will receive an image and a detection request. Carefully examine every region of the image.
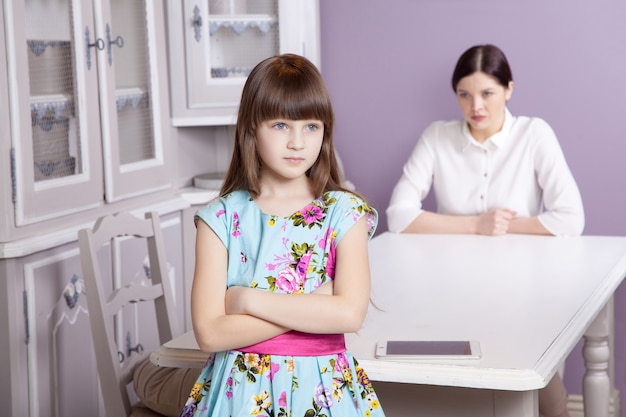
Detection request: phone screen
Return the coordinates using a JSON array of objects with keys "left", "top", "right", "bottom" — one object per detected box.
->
[{"left": 386, "top": 340, "right": 471, "bottom": 356}]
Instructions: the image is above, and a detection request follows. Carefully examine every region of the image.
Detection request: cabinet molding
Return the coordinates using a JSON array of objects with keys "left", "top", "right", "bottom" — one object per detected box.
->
[{"left": 0, "top": 197, "right": 188, "bottom": 259}]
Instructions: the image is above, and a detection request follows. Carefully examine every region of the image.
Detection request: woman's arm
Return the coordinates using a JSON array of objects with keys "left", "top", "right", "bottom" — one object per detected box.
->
[
  {"left": 402, "top": 208, "right": 546, "bottom": 236},
  {"left": 505, "top": 122, "right": 583, "bottom": 236},
  {"left": 402, "top": 210, "right": 479, "bottom": 234},
  {"left": 531, "top": 121, "right": 585, "bottom": 236},
  {"left": 191, "top": 221, "right": 289, "bottom": 353},
  {"left": 387, "top": 130, "right": 435, "bottom": 233},
  {"left": 225, "top": 216, "right": 372, "bottom": 334},
  {"left": 508, "top": 216, "right": 551, "bottom": 235}
]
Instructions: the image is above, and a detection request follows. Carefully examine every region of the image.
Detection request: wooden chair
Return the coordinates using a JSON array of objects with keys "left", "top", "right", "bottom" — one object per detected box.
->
[{"left": 78, "top": 211, "right": 180, "bottom": 417}]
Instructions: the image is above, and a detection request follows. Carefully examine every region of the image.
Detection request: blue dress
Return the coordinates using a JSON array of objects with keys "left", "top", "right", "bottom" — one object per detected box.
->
[{"left": 180, "top": 190, "right": 386, "bottom": 417}]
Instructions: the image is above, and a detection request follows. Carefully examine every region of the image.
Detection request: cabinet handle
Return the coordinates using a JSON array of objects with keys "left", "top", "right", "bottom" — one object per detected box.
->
[
  {"left": 85, "top": 26, "right": 104, "bottom": 70},
  {"left": 126, "top": 331, "right": 144, "bottom": 359},
  {"left": 106, "top": 24, "right": 125, "bottom": 66},
  {"left": 192, "top": 5, "right": 203, "bottom": 42}
]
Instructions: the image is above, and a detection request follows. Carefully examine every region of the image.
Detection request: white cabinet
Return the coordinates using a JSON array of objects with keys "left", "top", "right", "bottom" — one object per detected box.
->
[
  {"left": 1, "top": 0, "right": 172, "bottom": 231},
  {"left": 0, "top": 211, "right": 186, "bottom": 417},
  {"left": 167, "top": 0, "right": 320, "bottom": 126},
  {"left": 20, "top": 243, "right": 99, "bottom": 417}
]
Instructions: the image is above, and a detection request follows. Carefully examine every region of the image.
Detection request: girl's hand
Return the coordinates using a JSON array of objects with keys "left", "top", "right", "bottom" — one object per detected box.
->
[{"left": 476, "top": 209, "right": 517, "bottom": 236}]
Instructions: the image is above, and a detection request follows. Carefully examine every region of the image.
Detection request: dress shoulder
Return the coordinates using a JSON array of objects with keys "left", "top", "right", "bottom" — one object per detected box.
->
[
  {"left": 322, "top": 191, "right": 378, "bottom": 240},
  {"left": 193, "top": 190, "right": 250, "bottom": 246},
  {"left": 195, "top": 191, "right": 247, "bottom": 224}
]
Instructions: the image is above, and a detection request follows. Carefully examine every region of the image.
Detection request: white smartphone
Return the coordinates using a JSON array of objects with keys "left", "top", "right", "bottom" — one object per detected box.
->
[{"left": 375, "top": 340, "right": 482, "bottom": 361}]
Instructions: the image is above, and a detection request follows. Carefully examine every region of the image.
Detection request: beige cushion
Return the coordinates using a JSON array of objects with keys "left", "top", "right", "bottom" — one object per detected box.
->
[
  {"left": 130, "top": 404, "right": 166, "bottom": 417},
  {"left": 133, "top": 359, "right": 201, "bottom": 417}
]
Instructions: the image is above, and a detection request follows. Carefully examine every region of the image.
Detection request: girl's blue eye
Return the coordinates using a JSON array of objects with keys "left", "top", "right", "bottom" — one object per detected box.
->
[
  {"left": 306, "top": 124, "right": 319, "bottom": 132},
  {"left": 274, "top": 122, "right": 286, "bottom": 130}
]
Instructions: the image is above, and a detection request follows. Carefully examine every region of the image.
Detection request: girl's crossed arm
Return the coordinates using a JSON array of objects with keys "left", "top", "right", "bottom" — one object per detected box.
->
[
  {"left": 225, "top": 216, "right": 372, "bottom": 334},
  {"left": 191, "top": 221, "right": 290, "bottom": 353}
]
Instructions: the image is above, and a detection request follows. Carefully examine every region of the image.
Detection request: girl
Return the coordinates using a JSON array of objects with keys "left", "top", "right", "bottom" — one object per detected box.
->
[
  {"left": 180, "top": 54, "right": 385, "bottom": 417},
  {"left": 386, "top": 44, "right": 580, "bottom": 417}
]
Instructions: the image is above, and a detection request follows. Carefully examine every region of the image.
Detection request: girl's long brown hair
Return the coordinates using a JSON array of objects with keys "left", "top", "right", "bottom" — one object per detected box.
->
[{"left": 220, "top": 54, "right": 354, "bottom": 199}]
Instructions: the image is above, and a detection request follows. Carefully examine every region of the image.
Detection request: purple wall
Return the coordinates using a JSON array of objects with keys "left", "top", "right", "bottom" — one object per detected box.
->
[{"left": 319, "top": 0, "right": 626, "bottom": 409}]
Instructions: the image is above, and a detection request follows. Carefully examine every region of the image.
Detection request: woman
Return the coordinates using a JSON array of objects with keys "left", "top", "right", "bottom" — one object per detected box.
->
[
  {"left": 386, "top": 44, "right": 582, "bottom": 417},
  {"left": 387, "top": 44, "right": 584, "bottom": 238}
]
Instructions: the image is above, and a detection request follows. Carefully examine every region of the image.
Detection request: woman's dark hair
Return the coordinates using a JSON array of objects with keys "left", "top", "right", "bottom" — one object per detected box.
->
[{"left": 451, "top": 44, "right": 513, "bottom": 92}]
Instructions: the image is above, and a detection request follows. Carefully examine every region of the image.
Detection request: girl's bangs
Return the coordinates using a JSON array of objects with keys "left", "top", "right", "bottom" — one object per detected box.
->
[{"left": 255, "top": 84, "right": 331, "bottom": 123}]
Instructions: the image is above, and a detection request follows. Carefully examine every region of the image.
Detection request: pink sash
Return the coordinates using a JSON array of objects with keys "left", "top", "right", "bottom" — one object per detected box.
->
[{"left": 238, "top": 331, "right": 346, "bottom": 356}]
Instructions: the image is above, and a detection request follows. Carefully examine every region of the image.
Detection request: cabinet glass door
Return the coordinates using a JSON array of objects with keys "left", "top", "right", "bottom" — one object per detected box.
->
[
  {"left": 7, "top": 0, "right": 104, "bottom": 225},
  {"left": 185, "top": 0, "right": 280, "bottom": 110},
  {"left": 208, "top": 0, "right": 279, "bottom": 80},
  {"left": 95, "top": 0, "right": 172, "bottom": 202},
  {"left": 170, "top": 0, "right": 319, "bottom": 125}
]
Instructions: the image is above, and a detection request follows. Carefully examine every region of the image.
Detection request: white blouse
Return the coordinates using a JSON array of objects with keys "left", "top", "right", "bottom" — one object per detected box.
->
[{"left": 386, "top": 109, "right": 585, "bottom": 237}]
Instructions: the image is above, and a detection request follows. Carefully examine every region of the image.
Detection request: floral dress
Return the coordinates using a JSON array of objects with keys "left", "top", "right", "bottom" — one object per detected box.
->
[{"left": 180, "top": 190, "right": 386, "bottom": 417}]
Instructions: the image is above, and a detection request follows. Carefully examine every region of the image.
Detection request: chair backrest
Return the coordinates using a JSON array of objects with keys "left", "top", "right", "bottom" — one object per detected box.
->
[{"left": 78, "top": 211, "right": 180, "bottom": 417}]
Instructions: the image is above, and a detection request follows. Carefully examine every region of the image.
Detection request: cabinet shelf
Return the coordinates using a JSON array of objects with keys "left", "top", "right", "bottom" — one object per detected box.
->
[
  {"left": 210, "top": 66, "right": 251, "bottom": 78},
  {"left": 115, "top": 87, "right": 149, "bottom": 112},
  {"left": 30, "top": 94, "right": 73, "bottom": 131},
  {"left": 208, "top": 14, "right": 277, "bottom": 36},
  {"left": 26, "top": 40, "right": 70, "bottom": 57}
]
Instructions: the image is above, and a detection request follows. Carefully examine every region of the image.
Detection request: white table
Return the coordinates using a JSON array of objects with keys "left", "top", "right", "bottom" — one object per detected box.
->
[
  {"left": 150, "top": 330, "right": 208, "bottom": 368},
  {"left": 151, "top": 233, "right": 626, "bottom": 417}
]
